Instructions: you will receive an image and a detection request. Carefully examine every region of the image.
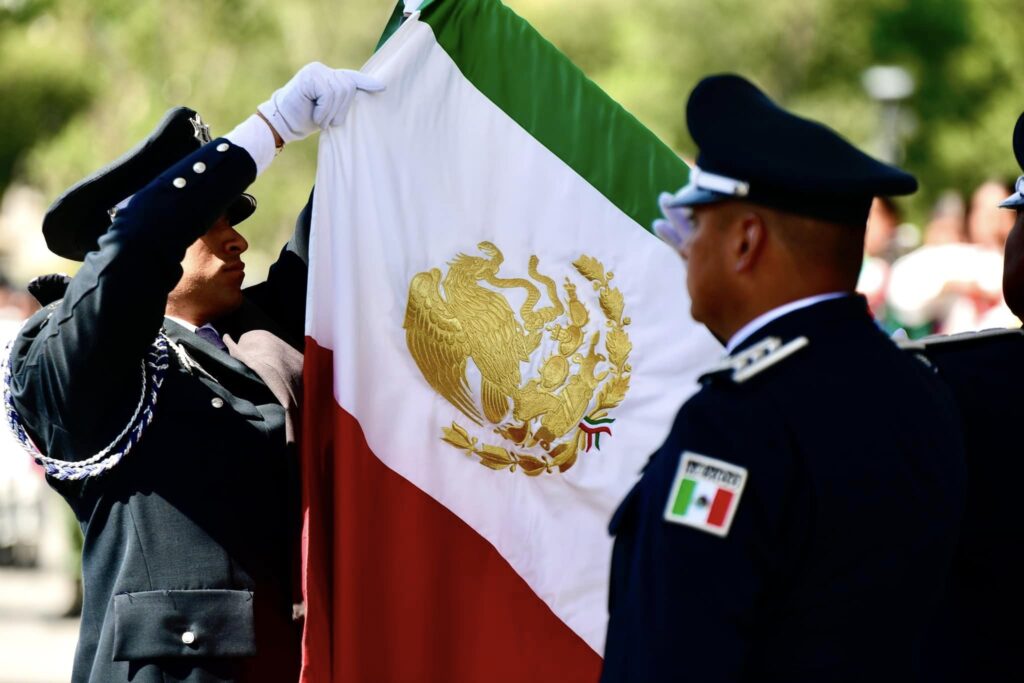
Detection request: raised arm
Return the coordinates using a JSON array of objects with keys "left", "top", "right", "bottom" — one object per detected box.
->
[
  {"left": 7, "top": 136, "right": 259, "bottom": 462},
  {"left": 6, "top": 63, "right": 383, "bottom": 469}
]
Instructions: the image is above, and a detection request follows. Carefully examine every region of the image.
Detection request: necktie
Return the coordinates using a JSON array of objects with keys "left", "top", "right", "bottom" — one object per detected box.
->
[{"left": 195, "top": 323, "right": 229, "bottom": 352}]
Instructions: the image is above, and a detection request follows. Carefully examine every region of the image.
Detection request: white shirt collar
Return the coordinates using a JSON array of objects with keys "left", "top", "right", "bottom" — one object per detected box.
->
[
  {"left": 165, "top": 315, "right": 198, "bottom": 333},
  {"left": 725, "top": 292, "right": 850, "bottom": 354}
]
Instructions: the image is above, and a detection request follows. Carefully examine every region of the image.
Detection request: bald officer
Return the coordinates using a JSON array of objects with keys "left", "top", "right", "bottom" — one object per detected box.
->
[{"left": 601, "top": 75, "right": 966, "bottom": 682}]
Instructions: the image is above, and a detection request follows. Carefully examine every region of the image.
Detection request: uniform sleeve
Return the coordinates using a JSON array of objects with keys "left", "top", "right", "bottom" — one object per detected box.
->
[
  {"left": 603, "top": 391, "right": 808, "bottom": 682},
  {"left": 241, "top": 187, "right": 313, "bottom": 350},
  {"left": 8, "top": 139, "right": 257, "bottom": 460}
]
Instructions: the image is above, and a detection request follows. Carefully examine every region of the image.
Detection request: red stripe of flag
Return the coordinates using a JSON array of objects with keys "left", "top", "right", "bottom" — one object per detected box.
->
[
  {"left": 706, "top": 488, "right": 734, "bottom": 527},
  {"left": 300, "top": 338, "right": 602, "bottom": 682}
]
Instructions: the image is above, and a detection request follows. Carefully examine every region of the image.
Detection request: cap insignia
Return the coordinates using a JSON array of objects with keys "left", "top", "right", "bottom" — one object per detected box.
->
[{"left": 190, "top": 114, "right": 212, "bottom": 144}]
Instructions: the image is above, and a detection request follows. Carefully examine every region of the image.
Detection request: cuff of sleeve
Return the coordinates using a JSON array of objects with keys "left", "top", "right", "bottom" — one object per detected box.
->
[{"left": 224, "top": 114, "right": 278, "bottom": 177}]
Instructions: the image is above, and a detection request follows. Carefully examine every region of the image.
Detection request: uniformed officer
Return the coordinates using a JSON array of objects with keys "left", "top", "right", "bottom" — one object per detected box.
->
[
  {"left": 911, "top": 111, "right": 1024, "bottom": 682},
  {"left": 2, "top": 63, "right": 382, "bottom": 682},
  {"left": 601, "top": 75, "right": 967, "bottom": 682}
]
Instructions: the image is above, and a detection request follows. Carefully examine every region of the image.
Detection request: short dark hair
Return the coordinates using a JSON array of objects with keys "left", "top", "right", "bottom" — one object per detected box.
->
[{"left": 766, "top": 210, "right": 866, "bottom": 289}]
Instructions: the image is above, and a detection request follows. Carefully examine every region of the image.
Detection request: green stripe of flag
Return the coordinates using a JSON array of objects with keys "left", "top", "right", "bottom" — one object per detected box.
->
[
  {"left": 670, "top": 478, "right": 696, "bottom": 517},
  {"left": 375, "top": 3, "right": 407, "bottom": 51},
  {"left": 378, "top": 0, "right": 688, "bottom": 234}
]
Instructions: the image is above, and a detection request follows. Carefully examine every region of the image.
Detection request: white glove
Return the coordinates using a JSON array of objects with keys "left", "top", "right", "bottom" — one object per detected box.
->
[
  {"left": 257, "top": 62, "right": 384, "bottom": 144},
  {"left": 653, "top": 191, "right": 692, "bottom": 250}
]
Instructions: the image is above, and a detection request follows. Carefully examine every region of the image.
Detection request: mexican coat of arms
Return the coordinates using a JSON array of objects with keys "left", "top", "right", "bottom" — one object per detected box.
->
[{"left": 403, "top": 241, "right": 633, "bottom": 476}]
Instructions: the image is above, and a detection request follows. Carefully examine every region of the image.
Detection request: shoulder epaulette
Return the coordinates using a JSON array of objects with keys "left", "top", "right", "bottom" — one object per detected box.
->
[
  {"left": 898, "top": 327, "right": 1024, "bottom": 352},
  {"left": 699, "top": 335, "right": 810, "bottom": 385}
]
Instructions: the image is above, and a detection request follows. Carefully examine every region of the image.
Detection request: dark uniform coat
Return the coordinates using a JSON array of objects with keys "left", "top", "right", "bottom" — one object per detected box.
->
[
  {"left": 6, "top": 138, "right": 308, "bottom": 682},
  {"left": 601, "top": 296, "right": 966, "bottom": 683},
  {"left": 915, "top": 328, "right": 1024, "bottom": 682}
]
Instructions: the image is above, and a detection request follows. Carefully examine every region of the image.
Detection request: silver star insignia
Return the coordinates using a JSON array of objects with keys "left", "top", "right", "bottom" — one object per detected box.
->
[{"left": 189, "top": 114, "right": 212, "bottom": 144}]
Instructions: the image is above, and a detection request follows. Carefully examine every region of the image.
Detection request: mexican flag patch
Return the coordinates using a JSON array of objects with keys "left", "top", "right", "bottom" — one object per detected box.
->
[{"left": 663, "top": 452, "right": 748, "bottom": 537}]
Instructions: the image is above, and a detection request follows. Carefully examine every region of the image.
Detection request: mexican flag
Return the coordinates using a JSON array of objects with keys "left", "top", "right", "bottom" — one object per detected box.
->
[
  {"left": 664, "top": 452, "right": 748, "bottom": 537},
  {"left": 300, "top": 1, "right": 720, "bottom": 680}
]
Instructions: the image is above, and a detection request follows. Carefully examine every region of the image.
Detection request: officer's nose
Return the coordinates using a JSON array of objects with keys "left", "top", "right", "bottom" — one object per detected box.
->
[{"left": 223, "top": 224, "right": 249, "bottom": 256}]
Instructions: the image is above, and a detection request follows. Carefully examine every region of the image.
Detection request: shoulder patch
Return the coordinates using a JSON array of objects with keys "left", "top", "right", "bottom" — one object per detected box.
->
[
  {"left": 901, "top": 327, "right": 1024, "bottom": 351},
  {"left": 699, "top": 335, "right": 809, "bottom": 385},
  {"left": 664, "top": 451, "right": 748, "bottom": 537}
]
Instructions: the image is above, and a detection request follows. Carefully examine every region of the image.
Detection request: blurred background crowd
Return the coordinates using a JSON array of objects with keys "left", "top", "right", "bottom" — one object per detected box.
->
[
  {"left": 860, "top": 183, "right": 1019, "bottom": 338},
  {"left": 3, "top": 0, "right": 1024, "bottom": 680}
]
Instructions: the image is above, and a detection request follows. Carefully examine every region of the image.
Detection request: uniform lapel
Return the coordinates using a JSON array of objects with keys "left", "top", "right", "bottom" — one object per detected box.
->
[{"left": 162, "top": 318, "right": 268, "bottom": 392}]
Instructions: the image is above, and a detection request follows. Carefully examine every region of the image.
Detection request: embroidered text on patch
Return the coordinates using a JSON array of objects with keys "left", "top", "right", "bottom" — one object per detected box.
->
[{"left": 664, "top": 452, "right": 748, "bottom": 537}]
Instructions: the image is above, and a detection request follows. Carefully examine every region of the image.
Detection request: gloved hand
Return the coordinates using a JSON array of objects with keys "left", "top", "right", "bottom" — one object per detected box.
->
[
  {"left": 27, "top": 273, "right": 72, "bottom": 306},
  {"left": 257, "top": 62, "right": 385, "bottom": 144},
  {"left": 653, "top": 191, "right": 692, "bottom": 251}
]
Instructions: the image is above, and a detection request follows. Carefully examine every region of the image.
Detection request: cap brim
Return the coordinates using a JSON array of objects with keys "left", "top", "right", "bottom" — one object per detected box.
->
[
  {"left": 226, "top": 193, "right": 256, "bottom": 226},
  {"left": 664, "top": 184, "right": 730, "bottom": 209},
  {"left": 999, "top": 191, "right": 1024, "bottom": 209}
]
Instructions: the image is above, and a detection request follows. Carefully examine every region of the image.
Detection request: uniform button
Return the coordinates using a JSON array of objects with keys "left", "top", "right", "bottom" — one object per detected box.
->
[
  {"left": 172, "top": 177, "right": 187, "bottom": 189},
  {"left": 216, "top": 142, "right": 229, "bottom": 152},
  {"left": 192, "top": 162, "right": 207, "bottom": 174},
  {"left": 211, "top": 397, "right": 224, "bottom": 409},
  {"left": 181, "top": 630, "right": 196, "bottom": 645}
]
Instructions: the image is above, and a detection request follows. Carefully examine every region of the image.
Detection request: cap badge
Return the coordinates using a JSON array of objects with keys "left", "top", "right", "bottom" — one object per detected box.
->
[{"left": 189, "top": 114, "right": 212, "bottom": 145}]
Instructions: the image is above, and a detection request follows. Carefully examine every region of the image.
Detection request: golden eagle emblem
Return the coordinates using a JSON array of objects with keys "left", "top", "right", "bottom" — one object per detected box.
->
[{"left": 404, "top": 242, "right": 632, "bottom": 476}]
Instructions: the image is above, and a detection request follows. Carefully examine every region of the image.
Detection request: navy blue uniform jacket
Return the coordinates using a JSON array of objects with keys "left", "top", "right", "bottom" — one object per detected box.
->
[
  {"left": 917, "top": 329, "right": 1024, "bottom": 682},
  {"left": 601, "top": 296, "right": 966, "bottom": 683},
  {"left": 7, "top": 138, "right": 308, "bottom": 682}
]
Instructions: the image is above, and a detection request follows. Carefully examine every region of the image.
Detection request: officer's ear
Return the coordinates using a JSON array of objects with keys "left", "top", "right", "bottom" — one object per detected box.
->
[{"left": 733, "top": 211, "right": 766, "bottom": 273}]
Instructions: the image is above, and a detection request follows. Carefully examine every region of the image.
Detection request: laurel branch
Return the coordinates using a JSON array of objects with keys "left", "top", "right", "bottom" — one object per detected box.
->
[
  {"left": 576, "top": 255, "right": 632, "bottom": 415},
  {"left": 442, "top": 422, "right": 581, "bottom": 476}
]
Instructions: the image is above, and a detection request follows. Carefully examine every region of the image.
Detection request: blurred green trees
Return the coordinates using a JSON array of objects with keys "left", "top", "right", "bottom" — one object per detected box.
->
[
  {"left": 5, "top": 0, "right": 394, "bottom": 276},
  {"left": 4, "top": 0, "right": 1023, "bottom": 272},
  {"left": 516, "top": 0, "right": 1024, "bottom": 218},
  {"left": 1, "top": 0, "right": 91, "bottom": 197}
]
